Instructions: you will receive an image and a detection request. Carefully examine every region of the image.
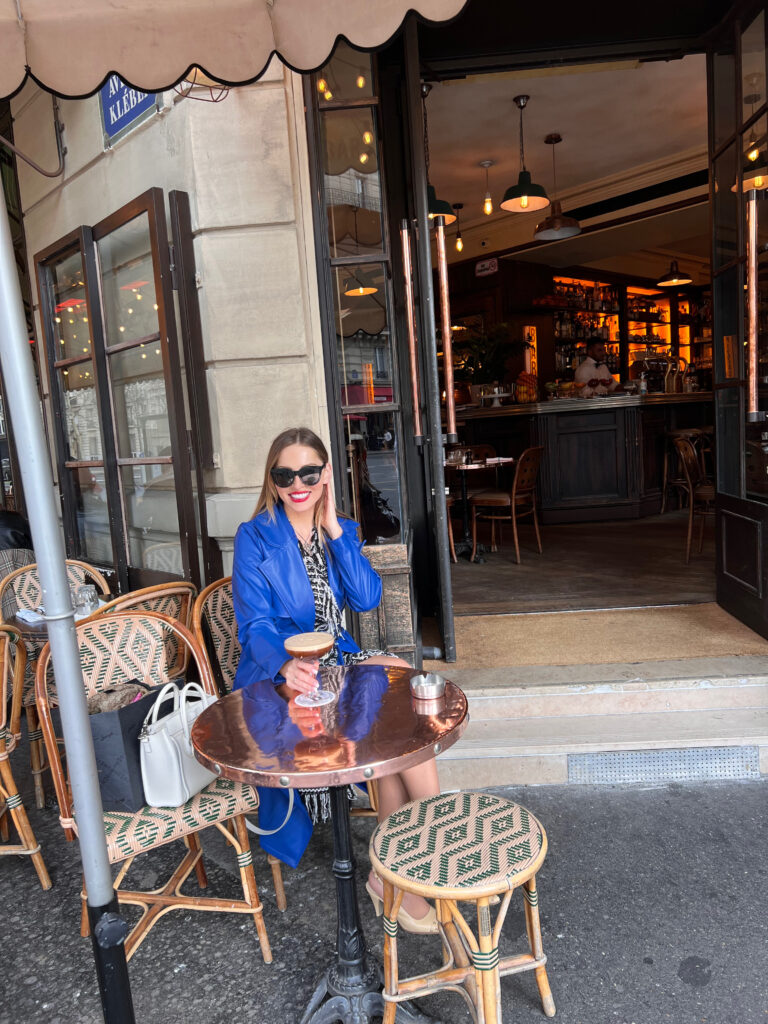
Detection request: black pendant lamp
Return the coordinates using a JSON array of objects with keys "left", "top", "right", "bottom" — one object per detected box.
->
[
  {"left": 657, "top": 260, "right": 693, "bottom": 287},
  {"left": 501, "top": 95, "right": 550, "bottom": 214},
  {"left": 534, "top": 133, "right": 581, "bottom": 241},
  {"left": 422, "top": 83, "right": 456, "bottom": 226}
]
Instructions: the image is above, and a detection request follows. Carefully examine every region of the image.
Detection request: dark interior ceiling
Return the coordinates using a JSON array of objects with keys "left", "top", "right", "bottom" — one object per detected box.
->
[{"left": 418, "top": 0, "right": 734, "bottom": 75}]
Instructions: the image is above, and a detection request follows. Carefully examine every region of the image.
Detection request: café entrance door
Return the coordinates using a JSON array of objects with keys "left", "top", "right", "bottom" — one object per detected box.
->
[{"left": 709, "top": 4, "right": 768, "bottom": 639}]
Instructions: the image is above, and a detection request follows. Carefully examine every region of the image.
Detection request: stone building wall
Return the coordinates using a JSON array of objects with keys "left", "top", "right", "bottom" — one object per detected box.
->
[{"left": 11, "top": 61, "right": 326, "bottom": 569}]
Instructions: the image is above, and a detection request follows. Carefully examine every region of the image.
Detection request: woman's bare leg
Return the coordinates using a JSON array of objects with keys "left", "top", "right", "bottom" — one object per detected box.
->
[{"left": 362, "top": 656, "right": 440, "bottom": 920}]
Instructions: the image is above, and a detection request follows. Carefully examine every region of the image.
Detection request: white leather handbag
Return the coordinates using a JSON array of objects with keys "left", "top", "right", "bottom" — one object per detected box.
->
[{"left": 139, "top": 681, "right": 218, "bottom": 807}]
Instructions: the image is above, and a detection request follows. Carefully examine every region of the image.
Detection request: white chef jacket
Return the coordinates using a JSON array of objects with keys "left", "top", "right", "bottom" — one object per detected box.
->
[{"left": 575, "top": 356, "right": 619, "bottom": 398}]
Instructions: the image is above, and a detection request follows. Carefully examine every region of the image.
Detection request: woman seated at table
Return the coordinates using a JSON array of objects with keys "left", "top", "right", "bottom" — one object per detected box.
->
[{"left": 232, "top": 426, "right": 439, "bottom": 933}]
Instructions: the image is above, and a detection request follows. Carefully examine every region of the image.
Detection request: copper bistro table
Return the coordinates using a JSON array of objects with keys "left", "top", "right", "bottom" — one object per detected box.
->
[
  {"left": 192, "top": 663, "right": 468, "bottom": 1024},
  {"left": 444, "top": 455, "right": 515, "bottom": 562}
]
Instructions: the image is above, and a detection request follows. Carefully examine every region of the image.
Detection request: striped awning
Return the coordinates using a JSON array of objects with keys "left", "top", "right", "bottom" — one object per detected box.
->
[{"left": 0, "top": 0, "right": 467, "bottom": 99}]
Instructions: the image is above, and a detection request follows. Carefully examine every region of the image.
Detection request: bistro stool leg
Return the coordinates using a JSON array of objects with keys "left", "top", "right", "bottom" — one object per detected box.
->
[
  {"left": 523, "top": 877, "right": 556, "bottom": 1017},
  {"left": 26, "top": 705, "right": 46, "bottom": 809},
  {"left": 476, "top": 896, "right": 501, "bottom": 1024},
  {"left": 268, "top": 853, "right": 287, "bottom": 911}
]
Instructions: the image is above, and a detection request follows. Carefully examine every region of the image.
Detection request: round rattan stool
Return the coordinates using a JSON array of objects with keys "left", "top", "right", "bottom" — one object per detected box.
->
[{"left": 369, "top": 792, "right": 555, "bottom": 1024}]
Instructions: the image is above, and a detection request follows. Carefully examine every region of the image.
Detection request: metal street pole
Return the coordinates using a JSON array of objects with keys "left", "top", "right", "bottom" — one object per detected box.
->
[{"left": 0, "top": 198, "right": 135, "bottom": 1023}]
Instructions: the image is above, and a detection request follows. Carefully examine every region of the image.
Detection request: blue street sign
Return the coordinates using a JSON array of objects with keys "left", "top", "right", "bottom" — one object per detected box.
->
[{"left": 99, "top": 75, "right": 157, "bottom": 143}]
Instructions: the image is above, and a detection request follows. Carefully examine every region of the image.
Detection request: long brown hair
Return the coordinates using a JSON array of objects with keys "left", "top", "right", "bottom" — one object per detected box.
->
[{"left": 253, "top": 427, "right": 334, "bottom": 535}]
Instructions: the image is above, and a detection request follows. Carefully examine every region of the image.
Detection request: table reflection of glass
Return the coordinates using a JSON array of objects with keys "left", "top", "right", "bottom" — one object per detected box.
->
[{"left": 192, "top": 664, "right": 468, "bottom": 1024}]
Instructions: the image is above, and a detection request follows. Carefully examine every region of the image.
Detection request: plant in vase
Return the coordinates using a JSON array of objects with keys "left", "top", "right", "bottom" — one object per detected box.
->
[{"left": 451, "top": 323, "right": 531, "bottom": 401}]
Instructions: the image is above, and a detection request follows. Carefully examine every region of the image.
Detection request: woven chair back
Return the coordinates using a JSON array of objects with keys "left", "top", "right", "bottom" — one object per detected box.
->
[
  {"left": 673, "top": 437, "right": 703, "bottom": 489},
  {"left": 35, "top": 611, "right": 215, "bottom": 824},
  {"left": 0, "top": 560, "right": 110, "bottom": 622},
  {"left": 97, "top": 581, "right": 198, "bottom": 628},
  {"left": 192, "top": 577, "right": 240, "bottom": 693},
  {"left": 467, "top": 443, "right": 496, "bottom": 461},
  {"left": 141, "top": 542, "right": 184, "bottom": 575},
  {"left": 512, "top": 446, "right": 544, "bottom": 499},
  {"left": 0, "top": 624, "right": 24, "bottom": 734}
]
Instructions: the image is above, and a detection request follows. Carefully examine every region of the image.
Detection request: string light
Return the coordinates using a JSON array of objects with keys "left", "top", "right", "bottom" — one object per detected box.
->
[
  {"left": 356, "top": 75, "right": 366, "bottom": 89},
  {"left": 363, "top": 130, "right": 373, "bottom": 145}
]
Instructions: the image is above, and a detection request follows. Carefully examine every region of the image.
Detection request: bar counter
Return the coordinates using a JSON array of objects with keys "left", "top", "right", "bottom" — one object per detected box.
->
[{"left": 455, "top": 392, "right": 713, "bottom": 524}]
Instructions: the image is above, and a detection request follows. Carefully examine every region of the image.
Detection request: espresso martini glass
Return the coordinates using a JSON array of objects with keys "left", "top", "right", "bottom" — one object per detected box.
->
[{"left": 285, "top": 631, "right": 337, "bottom": 707}]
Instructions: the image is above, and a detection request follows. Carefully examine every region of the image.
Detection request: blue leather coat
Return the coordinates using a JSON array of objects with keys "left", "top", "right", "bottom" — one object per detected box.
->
[{"left": 232, "top": 504, "right": 382, "bottom": 689}]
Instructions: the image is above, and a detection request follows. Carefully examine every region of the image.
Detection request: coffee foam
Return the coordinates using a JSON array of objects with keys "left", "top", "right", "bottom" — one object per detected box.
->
[{"left": 285, "top": 631, "right": 334, "bottom": 654}]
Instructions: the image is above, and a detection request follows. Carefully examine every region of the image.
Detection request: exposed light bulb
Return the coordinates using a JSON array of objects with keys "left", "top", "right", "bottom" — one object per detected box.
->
[
  {"left": 359, "top": 152, "right": 369, "bottom": 164},
  {"left": 68, "top": 318, "right": 74, "bottom": 324},
  {"left": 455, "top": 233, "right": 464, "bottom": 253},
  {"left": 324, "top": 90, "right": 333, "bottom": 101},
  {"left": 54, "top": 316, "right": 61, "bottom": 323},
  {"left": 67, "top": 306, "right": 73, "bottom": 312},
  {"left": 356, "top": 75, "right": 366, "bottom": 89},
  {"left": 363, "top": 130, "right": 373, "bottom": 145},
  {"left": 141, "top": 353, "right": 147, "bottom": 359},
  {"left": 155, "top": 348, "right": 160, "bottom": 354},
  {"left": 520, "top": 195, "right": 529, "bottom": 209},
  {"left": 83, "top": 316, "right": 88, "bottom": 322},
  {"left": 317, "top": 78, "right": 327, "bottom": 93},
  {"left": 136, "top": 293, "right": 143, "bottom": 300},
  {"left": 153, "top": 303, "right": 159, "bottom": 311},
  {"left": 119, "top": 326, "right": 125, "bottom": 332},
  {"left": 62, "top": 370, "right": 68, "bottom": 376},
  {"left": 82, "top": 347, "right": 88, "bottom": 353},
  {"left": 128, "top": 307, "right": 134, "bottom": 314},
  {"left": 748, "top": 144, "right": 760, "bottom": 162},
  {"left": 483, "top": 194, "right": 493, "bottom": 216}
]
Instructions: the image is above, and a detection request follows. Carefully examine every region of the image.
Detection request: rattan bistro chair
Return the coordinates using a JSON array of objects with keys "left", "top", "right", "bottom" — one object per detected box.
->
[
  {"left": 673, "top": 436, "right": 715, "bottom": 564},
  {"left": 0, "top": 625, "right": 51, "bottom": 889},
  {"left": 0, "top": 559, "right": 110, "bottom": 808},
  {"left": 370, "top": 792, "right": 555, "bottom": 1024},
  {"left": 35, "top": 611, "right": 285, "bottom": 962},
  {"left": 470, "top": 446, "right": 544, "bottom": 564},
  {"left": 192, "top": 577, "right": 379, "bottom": 817}
]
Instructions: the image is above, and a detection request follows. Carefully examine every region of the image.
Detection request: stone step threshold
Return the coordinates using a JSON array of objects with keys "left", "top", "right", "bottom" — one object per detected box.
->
[{"left": 448, "top": 707, "right": 768, "bottom": 759}]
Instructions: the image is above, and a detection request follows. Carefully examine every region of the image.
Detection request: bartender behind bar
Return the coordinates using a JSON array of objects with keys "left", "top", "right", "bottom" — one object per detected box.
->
[{"left": 575, "top": 338, "right": 621, "bottom": 397}]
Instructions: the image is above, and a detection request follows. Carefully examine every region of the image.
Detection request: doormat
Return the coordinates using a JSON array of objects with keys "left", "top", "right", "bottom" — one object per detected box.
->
[{"left": 423, "top": 603, "right": 768, "bottom": 670}]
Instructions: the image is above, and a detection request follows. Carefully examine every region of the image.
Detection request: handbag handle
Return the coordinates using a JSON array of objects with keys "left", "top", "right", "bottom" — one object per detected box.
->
[
  {"left": 144, "top": 681, "right": 180, "bottom": 729},
  {"left": 245, "top": 789, "right": 295, "bottom": 836},
  {"left": 178, "top": 682, "right": 211, "bottom": 753}
]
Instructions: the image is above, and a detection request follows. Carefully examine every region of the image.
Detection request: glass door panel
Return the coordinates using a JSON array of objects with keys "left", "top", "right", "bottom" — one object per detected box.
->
[
  {"left": 713, "top": 144, "right": 739, "bottom": 268},
  {"left": 95, "top": 205, "right": 185, "bottom": 582},
  {"left": 68, "top": 465, "right": 114, "bottom": 564}
]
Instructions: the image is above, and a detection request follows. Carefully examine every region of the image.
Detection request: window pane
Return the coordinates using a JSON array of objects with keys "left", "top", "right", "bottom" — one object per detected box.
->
[
  {"left": 333, "top": 265, "right": 393, "bottom": 405},
  {"left": 50, "top": 251, "right": 92, "bottom": 362},
  {"left": 741, "top": 11, "right": 766, "bottom": 125},
  {"left": 97, "top": 213, "right": 159, "bottom": 347},
  {"left": 321, "top": 107, "right": 382, "bottom": 257},
  {"left": 108, "top": 344, "right": 170, "bottom": 458},
  {"left": 69, "top": 466, "right": 113, "bottom": 563},
  {"left": 120, "top": 464, "right": 182, "bottom": 574},
  {"left": 344, "top": 411, "right": 402, "bottom": 544},
  {"left": 714, "top": 265, "right": 742, "bottom": 383},
  {"left": 740, "top": 113, "right": 768, "bottom": 192},
  {"left": 713, "top": 44, "right": 737, "bottom": 151},
  {"left": 317, "top": 42, "right": 373, "bottom": 106},
  {"left": 59, "top": 360, "right": 102, "bottom": 460},
  {"left": 714, "top": 143, "right": 739, "bottom": 268}
]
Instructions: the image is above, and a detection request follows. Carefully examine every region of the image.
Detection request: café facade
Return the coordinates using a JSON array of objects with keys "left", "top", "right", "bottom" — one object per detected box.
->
[{"left": 3, "top": 0, "right": 768, "bottom": 670}]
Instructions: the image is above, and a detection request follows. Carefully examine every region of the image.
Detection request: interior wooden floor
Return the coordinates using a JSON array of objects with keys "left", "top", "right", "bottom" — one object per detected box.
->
[{"left": 448, "top": 509, "right": 715, "bottom": 615}]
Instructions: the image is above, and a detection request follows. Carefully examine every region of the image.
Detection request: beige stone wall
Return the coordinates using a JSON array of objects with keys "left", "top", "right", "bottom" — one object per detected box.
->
[{"left": 11, "top": 62, "right": 327, "bottom": 568}]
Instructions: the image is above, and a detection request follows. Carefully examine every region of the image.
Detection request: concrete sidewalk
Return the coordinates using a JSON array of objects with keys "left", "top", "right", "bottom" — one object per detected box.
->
[{"left": 1, "top": 765, "right": 766, "bottom": 1023}]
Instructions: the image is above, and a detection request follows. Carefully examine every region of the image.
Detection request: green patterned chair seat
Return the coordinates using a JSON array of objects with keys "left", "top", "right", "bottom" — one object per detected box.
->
[
  {"left": 371, "top": 792, "right": 546, "bottom": 898},
  {"left": 71, "top": 777, "right": 260, "bottom": 864}
]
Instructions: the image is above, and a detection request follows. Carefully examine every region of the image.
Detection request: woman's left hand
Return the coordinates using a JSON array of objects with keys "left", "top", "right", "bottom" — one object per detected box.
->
[{"left": 321, "top": 476, "right": 343, "bottom": 540}]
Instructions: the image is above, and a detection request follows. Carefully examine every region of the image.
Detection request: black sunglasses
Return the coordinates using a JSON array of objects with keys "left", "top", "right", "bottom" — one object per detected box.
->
[{"left": 270, "top": 463, "right": 326, "bottom": 488}]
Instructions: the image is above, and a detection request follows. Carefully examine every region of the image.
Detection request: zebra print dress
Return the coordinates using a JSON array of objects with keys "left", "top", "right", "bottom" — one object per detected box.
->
[
  {"left": 298, "top": 527, "right": 386, "bottom": 667},
  {"left": 295, "top": 527, "right": 386, "bottom": 823}
]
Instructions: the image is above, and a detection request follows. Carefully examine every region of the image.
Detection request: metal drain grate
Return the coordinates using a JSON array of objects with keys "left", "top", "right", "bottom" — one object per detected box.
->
[{"left": 568, "top": 746, "right": 761, "bottom": 785}]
